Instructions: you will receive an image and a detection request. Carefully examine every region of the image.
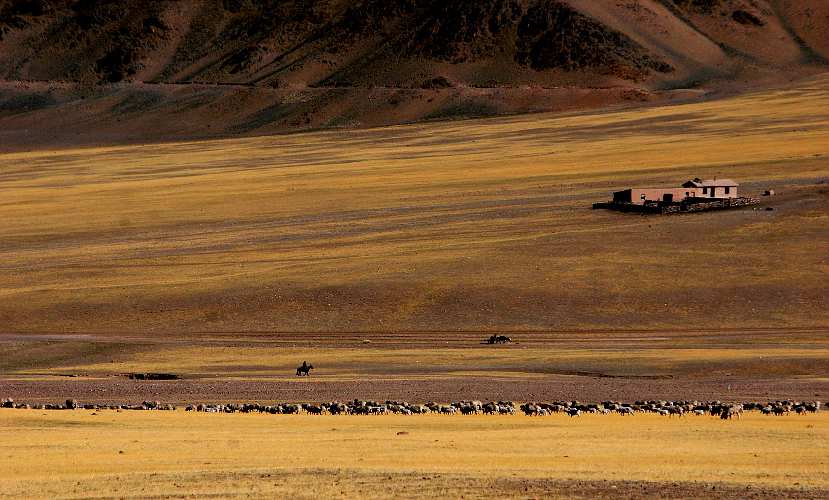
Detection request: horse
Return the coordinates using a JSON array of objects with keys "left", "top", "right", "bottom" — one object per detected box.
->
[
  {"left": 487, "top": 335, "right": 512, "bottom": 344},
  {"left": 296, "top": 361, "right": 314, "bottom": 376}
]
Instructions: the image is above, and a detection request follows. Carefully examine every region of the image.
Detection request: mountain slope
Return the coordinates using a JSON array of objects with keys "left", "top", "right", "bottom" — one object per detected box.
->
[{"left": 0, "top": 0, "right": 826, "bottom": 148}]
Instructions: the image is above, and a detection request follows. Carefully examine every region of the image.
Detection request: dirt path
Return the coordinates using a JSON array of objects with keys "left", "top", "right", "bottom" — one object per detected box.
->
[
  {"left": 1, "top": 328, "right": 826, "bottom": 404},
  {"left": 2, "top": 374, "right": 827, "bottom": 406}
]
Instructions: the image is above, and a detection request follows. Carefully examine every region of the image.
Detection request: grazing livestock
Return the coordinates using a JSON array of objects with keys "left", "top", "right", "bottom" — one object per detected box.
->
[
  {"left": 439, "top": 405, "right": 457, "bottom": 415},
  {"left": 772, "top": 406, "right": 789, "bottom": 416},
  {"left": 720, "top": 405, "right": 743, "bottom": 420},
  {"left": 296, "top": 361, "right": 314, "bottom": 377},
  {"left": 368, "top": 405, "right": 387, "bottom": 415},
  {"left": 327, "top": 402, "right": 348, "bottom": 415},
  {"left": 301, "top": 404, "right": 325, "bottom": 415},
  {"left": 520, "top": 403, "right": 539, "bottom": 416},
  {"left": 281, "top": 404, "right": 301, "bottom": 414},
  {"left": 498, "top": 404, "right": 516, "bottom": 415},
  {"left": 460, "top": 404, "right": 478, "bottom": 415},
  {"left": 2, "top": 397, "right": 821, "bottom": 421},
  {"left": 486, "top": 335, "right": 512, "bottom": 344}
]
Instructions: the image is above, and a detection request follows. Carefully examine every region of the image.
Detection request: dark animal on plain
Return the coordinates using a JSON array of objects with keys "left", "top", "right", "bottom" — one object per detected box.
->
[
  {"left": 296, "top": 361, "right": 314, "bottom": 377},
  {"left": 302, "top": 404, "right": 324, "bottom": 415},
  {"left": 328, "top": 402, "right": 348, "bottom": 415},
  {"left": 460, "top": 404, "right": 477, "bottom": 415},
  {"left": 487, "top": 335, "right": 512, "bottom": 344},
  {"left": 566, "top": 408, "right": 581, "bottom": 417},
  {"left": 772, "top": 406, "right": 788, "bottom": 416},
  {"left": 281, "top": 404, "right": 300, "bottom": 414},
  {"left": 720, "top": 405, "right": 743, "bottom": 420},
  {"left": 520, "top": 403, "right": 538, "bottom": 416}
]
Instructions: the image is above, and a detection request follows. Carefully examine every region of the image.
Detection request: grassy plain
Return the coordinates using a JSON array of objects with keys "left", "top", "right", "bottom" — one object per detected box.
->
[
  {"left": 0, "top": 410, "right": 827, "bottom": 498},
  {"left": 11, "top": 335, "right": 829, "bottom": 380},
  {"left": 0, "top": 75, "right": 827, "bottom": 334},
  {"left": 0, "top": 66, "right": 828, "bottom": 500}
]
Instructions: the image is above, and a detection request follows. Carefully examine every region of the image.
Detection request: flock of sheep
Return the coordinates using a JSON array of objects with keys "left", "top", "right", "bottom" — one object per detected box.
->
[{"left": 1, "top": 397, "right": 821, "bottom": 418}]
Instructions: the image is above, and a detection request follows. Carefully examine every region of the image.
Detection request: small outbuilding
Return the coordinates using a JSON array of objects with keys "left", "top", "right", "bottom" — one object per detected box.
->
[
  {"left": 595, "top": 177, "right": 757, "bottom": 214},
  {"left": 613, "top": 178, "right": 739, "bottom": 205}
]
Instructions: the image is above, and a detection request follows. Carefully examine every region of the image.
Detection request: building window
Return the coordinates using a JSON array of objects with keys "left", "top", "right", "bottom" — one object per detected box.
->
[
  {"left": 640, "top": 194, "right": 646, "bottom": 200},
  {"left": 725, "top": 186, "right": 730, "bottom": 194},
  {"left": 685, "top": 192, "right": 690, "bottom": 197},
  {"left": 702, "top": 187, "right": 708, "bottom": 194}
]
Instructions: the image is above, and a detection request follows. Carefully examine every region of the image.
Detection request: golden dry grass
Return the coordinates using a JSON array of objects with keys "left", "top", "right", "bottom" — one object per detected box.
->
[
  {"left": 19, "top": 343, "right": 829, "bottom": 379},
  {"left": 0, "top": 75, "right": 827, "bottom": 333},
  {"left": 1, "top": 76, "right": 828, "bottom": 499},
  {"left": 0, "top": 410, "right": 826, "bottom": 498}
]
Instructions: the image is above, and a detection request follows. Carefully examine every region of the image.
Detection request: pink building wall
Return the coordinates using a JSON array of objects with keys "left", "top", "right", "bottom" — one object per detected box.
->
[{"left": 627, "top": 187, "right": 699, "bottom": 205}]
